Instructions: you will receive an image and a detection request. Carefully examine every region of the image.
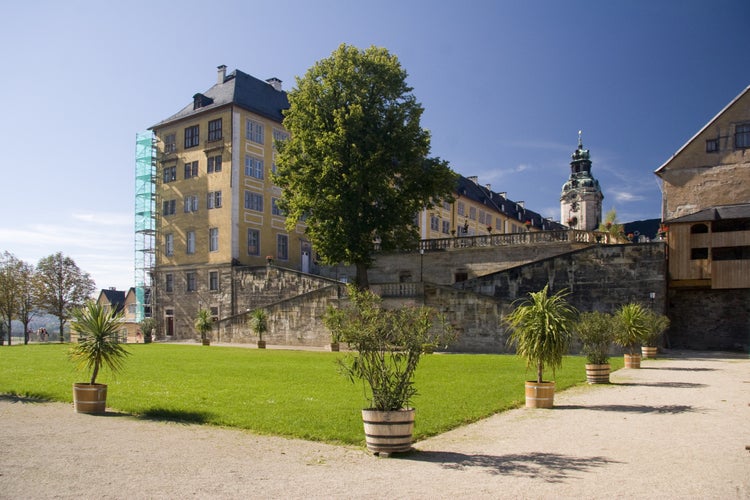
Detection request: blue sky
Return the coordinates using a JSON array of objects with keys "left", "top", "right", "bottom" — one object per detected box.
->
[{"left": 1, "top": 0, "right": 748, "bottom": 291}]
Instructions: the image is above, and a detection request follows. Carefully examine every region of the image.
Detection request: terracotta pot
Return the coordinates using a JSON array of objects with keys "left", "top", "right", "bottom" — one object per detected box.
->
[
  {"left": 624, "top": 353, "right": 642, "bottom": 368},
  {"left": 361, "top": 408, "right": 415, "bottom": 455},
  {"left": 641, "top": 346, "right": 657, "bottom": 359},
  {"left": 73, "top": 383, "right": 107, "bottom": 414},
  {"left": 525, "top": 381, "right": 555, "bottom": 408},
  {"left": 585, "top": 363, "right": 611, "bottom": 384}
]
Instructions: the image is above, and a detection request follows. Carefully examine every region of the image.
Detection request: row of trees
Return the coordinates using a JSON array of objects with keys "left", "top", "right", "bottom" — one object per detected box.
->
[{"left": 0, "top": 251, "right": 95, "bottom": 345}]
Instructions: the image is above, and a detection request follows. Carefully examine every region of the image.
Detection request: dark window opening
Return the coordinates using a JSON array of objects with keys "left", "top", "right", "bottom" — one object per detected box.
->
[
  {"left": 712, "top": 218, "right": 750, "bottom": 232},
  {"left": 690, "top": 223, "right": 709, "bottom": 234},
  {"left": 690, "top": 248, "right": 708, "bottom": 260},
  {"left": 706, "top": 138, "right": 719, "bottom": 153},
  {"left": 713, "top": 246, "right": 750, "bottom": 261},
  {"left": 454, "top": 271, "right": 468, "bottom": 283}
]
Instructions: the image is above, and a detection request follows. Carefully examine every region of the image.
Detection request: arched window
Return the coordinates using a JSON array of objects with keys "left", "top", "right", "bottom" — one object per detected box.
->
[{"left": 690, "top": 223, "right": 709, "bottom": 234}]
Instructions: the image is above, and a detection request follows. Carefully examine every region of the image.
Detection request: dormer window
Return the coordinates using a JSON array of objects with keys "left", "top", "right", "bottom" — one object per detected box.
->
[{"left": 193, "top": 93, "right": 214, "bottom": 110}]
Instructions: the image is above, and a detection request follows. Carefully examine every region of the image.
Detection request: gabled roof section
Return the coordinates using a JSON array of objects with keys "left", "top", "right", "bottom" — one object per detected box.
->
[
  {"left": 150, "top": 69, "right": 289, "bottom": 129},
  {"left": 455, "top": 175, "right": 565, "bottom": 230},
  {"left": 665, "top": 203, "right": 750, "bottom": 223},
  {"left": 655, "top": 85, "right": 750, "bottom": 175},
  {"left": 98, "top": 288, "right": 126, "bottom": 311}
]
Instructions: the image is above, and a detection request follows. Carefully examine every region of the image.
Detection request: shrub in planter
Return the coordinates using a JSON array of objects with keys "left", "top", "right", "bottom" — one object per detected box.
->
[
  {"left": 68, "top": 301, "right": 130, "bottom": 413},
  {"left": 504, "top": 285, "right": 578, "bottom": 407},
  {"left": 642, "top": 309, "right": 670, "bottom": 358},
  {"left": 574, "top": 311, "right": 614, "bottom": 383},
  {"left": 614, "top": 303, "right": 650, "bottom": 368},
  {"left": 324, "top": 285, "right": 454, "bottom": 454},
  {"left": 249, "top": 308, "right": 268, "bottom": 349},
  {"left": 195, "top": 309, "right": 213, "bottom": 346}
]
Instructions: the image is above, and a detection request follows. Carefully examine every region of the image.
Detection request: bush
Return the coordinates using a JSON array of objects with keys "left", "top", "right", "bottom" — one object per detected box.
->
[{"left": 575, "top": 311, "right": 614, "bottom": 364}]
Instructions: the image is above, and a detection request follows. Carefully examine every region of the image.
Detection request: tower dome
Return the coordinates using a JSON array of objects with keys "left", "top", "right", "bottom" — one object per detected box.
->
[{"left": 560, "top": 132, "right": 603, "bottom": 230}]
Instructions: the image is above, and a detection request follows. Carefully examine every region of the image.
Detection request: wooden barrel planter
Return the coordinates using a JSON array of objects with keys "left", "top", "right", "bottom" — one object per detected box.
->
[
  {"left": 585, "top": 364, "right": 611, "bottom": 384},
  {"left": 361, "top": 408, "right": 415, "bottom": 455},
  {"left": 524, "top": 381, "right": 555, "bottom": 408},
  {"left": 624, "top": 353, "right": 642, "bottom": 368},
  {"left": 257, "top": 340, "right": 266, "bottom": 349},
  {"left": 73, "top": 383, "right": 107, "bottom": 414},
  {"left": 641, "top": 346, "right": 658, "bottom": 359}
]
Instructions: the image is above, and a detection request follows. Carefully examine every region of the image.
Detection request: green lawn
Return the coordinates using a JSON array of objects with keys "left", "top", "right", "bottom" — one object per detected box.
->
[{"left": 0, "top": 343, "right": 622, "bottom": 446}]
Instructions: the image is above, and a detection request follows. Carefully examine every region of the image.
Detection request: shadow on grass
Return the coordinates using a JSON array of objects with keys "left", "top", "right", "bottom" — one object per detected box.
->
[
  {"left": 555, "top": 404, "right": 701, "bottom": 414},
  {"left": 402, "top": 450, "right": 620, "bottom": 482},
  {"left": 138, "top": 407, "right": 215, "bottom": 424}
]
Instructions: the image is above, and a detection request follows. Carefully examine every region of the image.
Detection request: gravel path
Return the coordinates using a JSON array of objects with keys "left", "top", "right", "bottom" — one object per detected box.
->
[{"left": 1, "top": 350, "right": 748, "bottom": 499}]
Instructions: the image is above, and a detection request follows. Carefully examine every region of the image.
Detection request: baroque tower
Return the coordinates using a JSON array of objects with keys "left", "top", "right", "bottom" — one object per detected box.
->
[{"left": 560, "top": 132, "right": 603, "bottom": 231}]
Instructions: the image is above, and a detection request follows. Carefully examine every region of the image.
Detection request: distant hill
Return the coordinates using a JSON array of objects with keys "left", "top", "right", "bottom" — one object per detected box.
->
[{"left": 623, "top": 218, "right": 661, "bottom": 240}]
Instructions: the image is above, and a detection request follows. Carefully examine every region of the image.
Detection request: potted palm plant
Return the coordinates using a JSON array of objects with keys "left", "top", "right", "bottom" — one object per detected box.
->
[
  {"left": 324, "top": 285, "right": 454, "bottom": 455},
  {"left": 574, "top": 311, "right": 614, "bottom": 384},
  {"left": 195, "top": 309, "right": 213, "bottom": 346},
  {"left": 613, "top": 303, "right": 650, "bottom": 368},
  {"left": 249, "top": 308, "right": 267, "bottom": 349},
  {"left": 504, "top": 285, "right": 577, "bottom": 408},
  {"left": 642, "top": 309, "right": 670, "bottom": 359},
  {"left": 68, "top": 301, "right": 130, "bottom": 414}
]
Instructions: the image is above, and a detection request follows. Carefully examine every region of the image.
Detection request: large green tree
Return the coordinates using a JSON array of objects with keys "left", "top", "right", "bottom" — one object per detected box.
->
[
  {"left": 35, "top": 252, "right": 96, "bottom": 342},
  {"left": 274, "top": 44, "right": 457, "bottom": 289},
  {"left": 0, "top": 252, "right": 24, "bottom": 345}
]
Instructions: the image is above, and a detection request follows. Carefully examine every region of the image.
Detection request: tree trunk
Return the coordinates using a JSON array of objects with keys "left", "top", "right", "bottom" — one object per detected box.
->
[
  {"left": 355, "top": 262, "right": 370, "bottom": 290},
  {"left": 537, "top": 362, "right": 544, "bottom": 384}
]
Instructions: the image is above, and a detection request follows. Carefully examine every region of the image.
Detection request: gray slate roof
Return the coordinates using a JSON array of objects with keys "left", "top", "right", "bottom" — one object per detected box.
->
[
  {"left": 150, "top": 70, "right": 289, "bottom": 129},
  {"left": 666, "top": 203, "right": 750, "bottom": 223}
]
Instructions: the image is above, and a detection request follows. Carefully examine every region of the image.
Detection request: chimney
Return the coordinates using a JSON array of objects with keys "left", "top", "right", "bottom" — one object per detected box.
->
[
  {"left": 485, "top": 183, "right": 491, "bottom": 191},
  {"left": 518, "top": 201, "right": 525, "bottom": 209},
  {"left": 266, "top": 77, "right": 282, "bottom": 91},
  {"left": 217, "top": 65, "right": 227, "bottom": 84},
  {"left": 499, "top": 192, "right": 507, "bottom": 198},
  {"left": 467, "top": 176, "right": 478, "bottom": 185}
]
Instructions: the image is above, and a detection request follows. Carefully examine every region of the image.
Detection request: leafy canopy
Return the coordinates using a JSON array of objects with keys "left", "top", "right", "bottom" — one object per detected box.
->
[{"left": 274, "top": 44, "right": 457, "bottom": 288}]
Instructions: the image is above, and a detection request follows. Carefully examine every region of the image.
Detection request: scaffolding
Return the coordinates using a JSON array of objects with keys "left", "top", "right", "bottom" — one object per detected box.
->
[{"left": 134, "top": 132, "right": 156, "bottom": 322}]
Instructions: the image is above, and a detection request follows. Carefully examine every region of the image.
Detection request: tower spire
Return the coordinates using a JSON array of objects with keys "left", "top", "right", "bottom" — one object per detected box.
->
[{"left": 578, "top": 130, "right": 583, "bottom": 149}]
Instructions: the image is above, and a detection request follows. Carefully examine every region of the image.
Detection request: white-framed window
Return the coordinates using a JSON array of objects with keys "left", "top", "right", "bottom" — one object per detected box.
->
[
  {"left": 246, "top": 119, "right": 264, "bottom": 144},
  {"left": 209, "top": 227, "right": 219, "bottom": 252},
  {"left": 244, "top": 191, "right": 263, "bottom": 212},
  {"left": 247, "top": 228, "right": 260, "bottom": 256},
  {"left": 245, "top": 155, "right": 264, "bottom": 179},
  {"left": 207, "top": 191, "right": 222, "bottom": 209},
  {"left": 208, "top": 118, "right": 222, "bottom": 142},
  {"left": 442, "top": 220, "right": 450, "bottom": 234},
  {"left": 469, "top": 207, "right": 477, "bottom": 220},
  {"left": 209, "top": 271, "right": 219, "bottom": 291},
  {"left": 277, "top": 234, "right": 289, "bottom": 260},
  {"left": 165, "top": 272, "right": 173, "bottom": 292},
  {"left": 184, "top": 195, "right": 198, "bottom": 213},
  {"left": 457, "top": 202, "right": 465, "bottom": 216},
  {"left": 162, "top": 199, "right": 176, "bottom": 216},
  {"left": 208, "top": 155, "right": 222, "bottom": 173},
  {"left": 164, "top": 133, "right": 176, "bottom": 153},
  {"left": 272, "top": 128, "right": 289, "bottom": 146},
  {"left": 186, "top": 231, "right": 196, "bottom": 254},
  {"left": 271, "top": 198, "right": 284, "bottom": 216},
  {"left": 164, "top": 234, "right": 174, "bottom": 256},
  {"left": 184, "top": 161, "right": 198, "bottom": 179},
  {"left": 184, "top": 125, "right": 199, "bottom": 148},
  {"left": 430, "top": 215, "right": 439, "bottom": 231},
  {"left": 163, "top": 166, "right": 176, "bottom": 183},
  {"left": 186, "top": 271, "right": 196, "bottom": 292}
]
